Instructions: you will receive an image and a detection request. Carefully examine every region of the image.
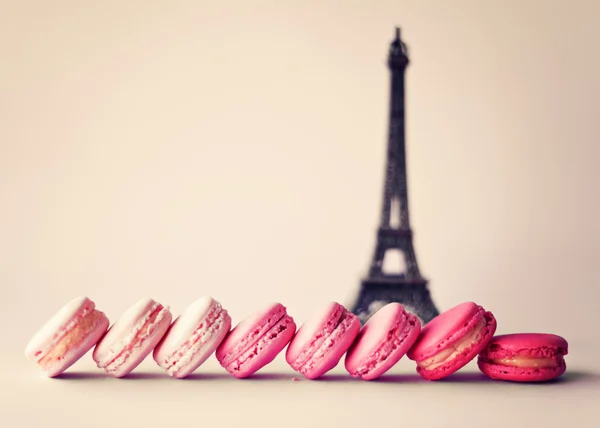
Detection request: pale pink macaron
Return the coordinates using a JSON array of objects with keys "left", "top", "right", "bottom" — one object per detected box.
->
[
  {"left": 93, "top": 298, "right": 172, "bottom": 378},
  {"left": 153, "top": 296, "right": 231, "bottom": 378},
  {"left": 216, "top": 302, "right": 296, "bottom": 378},
  {"left": 407, "top": 301, "right": 497, "bottom": 380},
  {"left": 286, "top": 302, "right": 360, "bottom": 379},
  {"left": 345, "top": 302, "right": 421, "bottom": 380},
  {"left": 25, "top": 297, "right": 110, "bottom": 377}
]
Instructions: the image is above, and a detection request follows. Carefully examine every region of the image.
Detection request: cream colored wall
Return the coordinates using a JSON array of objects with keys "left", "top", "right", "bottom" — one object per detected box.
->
[{"left": 1, "top": 0, "right": 599, "bottom": 353}]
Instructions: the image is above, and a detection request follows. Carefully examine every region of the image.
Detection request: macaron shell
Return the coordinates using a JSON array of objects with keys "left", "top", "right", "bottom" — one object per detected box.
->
[
  {"left": 25, "top": 297, "right": 94, "bottom": 360},
  {"left": 479, "top": 333, "right": 568, "bottom": 360},
  {"left": 345, "top": 303, "right": 421, "bottom": 380},
  {"left": 407, "top": 302, "right": 484, "bottom": 361},
  {"left": 417, "top": 311, "right": 497, "bottom": 380},
  {"left": 224, "top": 314, "right": 296, "bottom": 378},
  {"left": 478, "top": 358, "right": 566, "bottom": 382},
  {"left": 46, "top": 315, "right": 110, "bottom": 377},
  {"left": 302, "top": 312, "right": 360, "bottom": 379}
]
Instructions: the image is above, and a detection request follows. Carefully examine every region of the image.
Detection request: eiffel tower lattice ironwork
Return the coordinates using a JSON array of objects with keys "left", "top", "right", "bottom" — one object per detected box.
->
[{"left": 351, "top": 28, "right": 439, "bottom": 325}]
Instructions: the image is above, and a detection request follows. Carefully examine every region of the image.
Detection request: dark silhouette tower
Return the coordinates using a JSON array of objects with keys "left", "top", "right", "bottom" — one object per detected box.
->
[{"left": 351, "top": 28, "right": 439, "bottom": 325}]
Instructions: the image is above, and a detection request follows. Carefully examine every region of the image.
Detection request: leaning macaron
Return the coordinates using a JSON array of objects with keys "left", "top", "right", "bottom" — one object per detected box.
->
[
  {"left": 407, "top": 301, "right": 497, "bottom": 380},
  {"left": 345, "top": 303, "right": 421, "bottom": 380},
  {"left": 216, "top": 302, "right": 296, "bottom": 378},
  {"left": 286, "top": 302, "right": 360, "bottom": 380},
  {"left": 477, "top": 333, "right": 568, "bottom": 382},
  {"left": 93, "top": 298, "right": 172, "bottom": 378},
  {"left": 25, "top": 297, "right": 110, "bottom": 377},
  {"left": 153, "top": 296, "right": 231, "bottom": 378}
]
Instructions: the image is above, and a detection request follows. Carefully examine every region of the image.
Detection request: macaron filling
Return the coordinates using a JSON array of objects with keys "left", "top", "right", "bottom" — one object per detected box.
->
[
  {"left": 38, "top": 309, "right": 106, "bottom": 369},
  {"left": 351, "top": 313, "right": 417, "bottom": 377},
  {"left": 298, "top": 309, "right": 356, "bottom": 375},
  {"left": 289, "top": 304, "right": 345, "bottom": 371},
  {"left": 161, "top": 303, "right": 228, "bottom": 376},
  {"left": 417, "top": 317, "right": 486, "bottom": 371},
  {"left": 228, "top": 315, "right": 295, "bottom": 372},
  {"left": 97, "top": 303, "right": 169, "bottom": 374},
  {"left": 487, "top": 356, "right": 561, "bottom": 369}
]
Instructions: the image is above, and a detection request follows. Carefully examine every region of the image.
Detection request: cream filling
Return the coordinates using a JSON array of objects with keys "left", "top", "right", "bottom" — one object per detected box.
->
[
  {"left": 165, "top": 308, "right": 228, "bottom": 376},
  {"left": 39, "top": 310, "right": 105, "bottom": 368},
  {"left": 99, "top": 304, "right": 169, "bottom": 373},
  {"left": 490, "top": 356, "right": 559, "bottom": 369},
  {"left": 417, "top": 318, "right": 486, "bottom": 371}
]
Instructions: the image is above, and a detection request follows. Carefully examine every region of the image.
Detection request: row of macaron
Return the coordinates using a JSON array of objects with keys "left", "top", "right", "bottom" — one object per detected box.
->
[{"left": 26, "top": 296, "right": 569, "bottom": 382}]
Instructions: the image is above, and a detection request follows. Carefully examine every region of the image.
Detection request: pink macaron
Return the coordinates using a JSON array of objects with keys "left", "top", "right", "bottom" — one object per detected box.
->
[
  {"left": 407, "top": 301, "right": 497, "bottom": 380},
  {"left": 216, "top": 302, "right": 296, "bottom": 378},
  {"left": 286, "top": 302, "right": 360, "bottom": 379},
  {"left": 93, "top": 298, "right": 172, "bottom": 378},
  {"left": 25, "top": 297, "right": 110, "bottom": 377},
  {"left": 478, "top": 333, "right": 568, "bottom": 382},
  {"left": 153, "top": 296, "right": 231, "bottom": 378},
  {"left": 345, "top": 302, "right": 421, "bottom": 380}
]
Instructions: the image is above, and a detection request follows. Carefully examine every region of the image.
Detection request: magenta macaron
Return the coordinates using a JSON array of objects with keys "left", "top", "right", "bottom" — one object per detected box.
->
[
  {"left": 153, "top": 296, "right": 231, "bottom": 378},
  {"left": 216, "top": 302, "right": 296, "bottom": 378},
  {"left": 407, "top": 301, "right": 497, "bottom": 380},
  {"left": 345, "top": 303, "right": 421, "bottom": 380},
  {"left": 93, "top": 298, "right": 172, "bottom": 377},
  {"left": 286, "top": 302, "right": 360, "bottom": 379},
  {"left": 478, "top": 333, "right": 568, "bottom": 382},
  {"left": 25, "top": 297, "right": 110, "bottom": 377}
]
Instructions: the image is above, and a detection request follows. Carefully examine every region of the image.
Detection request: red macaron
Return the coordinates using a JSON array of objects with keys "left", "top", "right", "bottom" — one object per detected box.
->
[{"left": 477, "top": 333, "right": 568, "bottom": 382}]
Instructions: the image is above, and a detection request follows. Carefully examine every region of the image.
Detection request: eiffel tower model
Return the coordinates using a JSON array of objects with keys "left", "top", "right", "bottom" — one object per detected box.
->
[{"left": 351, "top": 28, "right": 439, "bottom": 325}]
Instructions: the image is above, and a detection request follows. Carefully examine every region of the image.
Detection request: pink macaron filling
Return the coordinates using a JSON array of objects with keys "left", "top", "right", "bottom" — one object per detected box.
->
[
  {"left": 38, "top": 309, "right": 106, "bottom": 370},
  {"left": 416, "top": 317, "right": 487, "bottom": 371},
  {"left": 227, "top": 315, "right": 295, "bottom": 373},
  {"left": 160, "top": 302, "right": 228, "bottom": 377},
  {"left": 293, "top": 309, "right": 356, "bottom": 376},
  {"left": 96, "top": 303, "right": 169, "bottom": 374},
  {"left": 351, "top": 313, "right": 418, "bottom": 377}
]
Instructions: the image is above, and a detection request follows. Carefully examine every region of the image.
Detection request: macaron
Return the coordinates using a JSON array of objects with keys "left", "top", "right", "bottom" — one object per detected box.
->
[
  {"left": 93, "top": 298, "right": 172, "bottom": 377},
  {"left": 345, "top": 302, "right": 421, "bottom": 380},
  {"left": 478, "top": 333, "right": 568, "bottom": 382},
  {"left": 216, "top": 302, "right": 296, "bottom": 378},
  {"left": 407, "top": 301, "right": 497, "bottom": 380},
  {"left": 25, "top": 297, "right": 110, "bottom": 377},
  {"left": 153, "top": 296, "right": 231, "bottom": 378},
  {"left": 286, "top": 301, "right": 360, "bottom": 379}
]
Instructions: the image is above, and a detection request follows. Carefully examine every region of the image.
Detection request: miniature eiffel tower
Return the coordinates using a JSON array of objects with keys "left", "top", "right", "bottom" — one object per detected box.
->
[{"left": 351, "top": 28, "right": 439, "bottom": 325}]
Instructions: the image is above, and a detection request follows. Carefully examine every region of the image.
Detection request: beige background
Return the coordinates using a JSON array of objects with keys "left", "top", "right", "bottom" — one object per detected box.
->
[{"left": 1, "top": 0, "right": 599, "bottom": 427}]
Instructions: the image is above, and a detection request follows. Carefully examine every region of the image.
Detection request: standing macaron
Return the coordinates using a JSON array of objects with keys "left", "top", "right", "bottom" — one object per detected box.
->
[
  {"left": 478, "top": 333, "right": 568, "bottom": 382},
  {"left": 25, "top": 297, "right": 110, "bottom": 377},
  {"left": 286, "top": 302, "right": 360, "bottom": 380},
  {"left": 407, "top": 302, "right": 497, "bottom": 380},
  {"left": 345, "top": 303, "right": 421, "bottom": 380},
  {"left": 93, "top": 298, "right": 172, "bottom": 378},
  {"left": 153, "top": 296, "right": 231, "bottom": 378},
  {"left": 216, "top": 302, "right": 296, "bottom": 378}
]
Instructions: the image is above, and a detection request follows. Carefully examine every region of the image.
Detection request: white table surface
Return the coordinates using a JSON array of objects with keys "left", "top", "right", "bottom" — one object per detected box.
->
[{"left": 3, "top": 340, "right": 599, "bottom": 428}]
